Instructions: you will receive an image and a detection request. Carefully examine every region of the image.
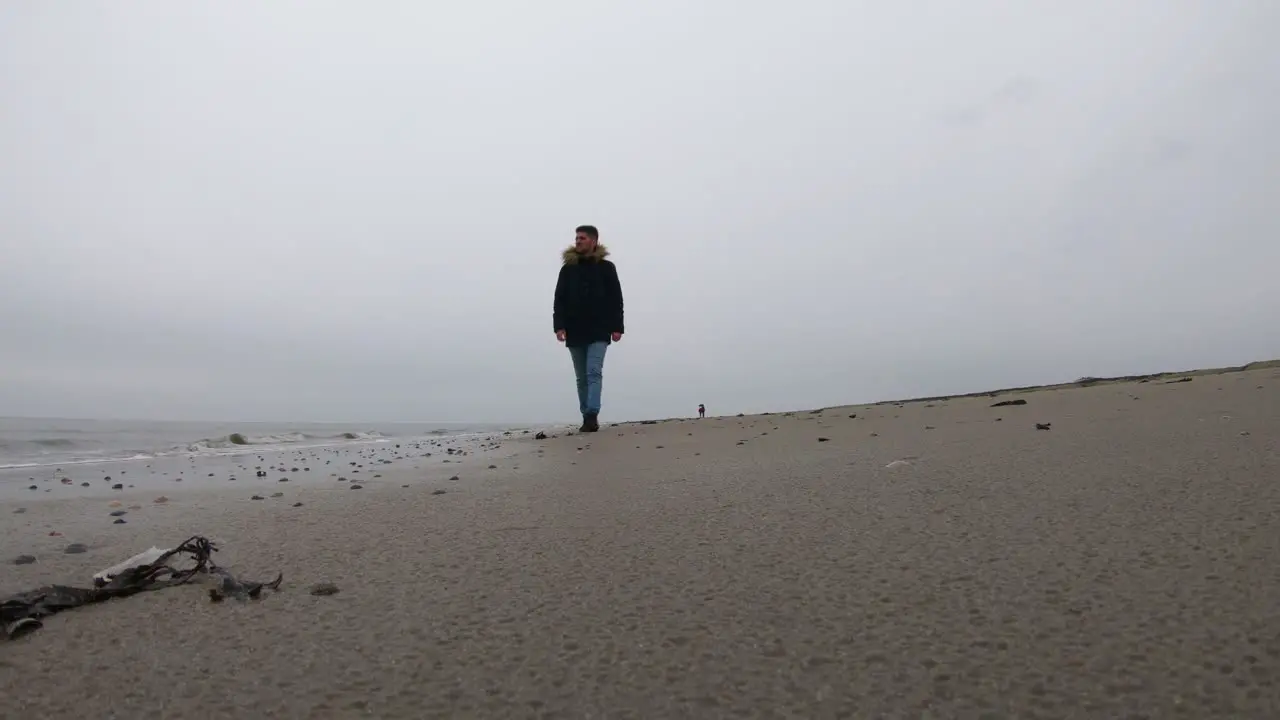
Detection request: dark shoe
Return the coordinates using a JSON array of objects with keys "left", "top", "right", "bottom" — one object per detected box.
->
[
  {"left": 584, "top": 413, "right": 599, "bottom": 432},
  {"left": 578, "top": 414, "right": 591, "bottom": 433}
]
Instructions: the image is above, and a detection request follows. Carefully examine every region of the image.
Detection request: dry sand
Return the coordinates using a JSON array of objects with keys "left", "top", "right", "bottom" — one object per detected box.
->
[{"left": 2, "top": 366, "right": 1279, "bottom": 718}]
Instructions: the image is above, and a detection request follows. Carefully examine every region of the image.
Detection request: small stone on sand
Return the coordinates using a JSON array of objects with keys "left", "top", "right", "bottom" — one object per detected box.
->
[
  {"left": 14, "top": 555, "right": 36, "bottom": 565},
  {"left": 432, "top": 489, "right": 447, "bottom": 495},
  {"left": 64, "top": 543, "right": 88, "bottom": 554},
  {"left": 113, "top": 518, "right": 126, "bottom": 524},
  {"left": 310, "top": 583, "right": 340, "bottom": 596}
]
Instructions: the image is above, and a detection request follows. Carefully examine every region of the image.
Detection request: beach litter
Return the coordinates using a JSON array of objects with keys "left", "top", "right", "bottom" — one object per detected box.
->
[{"left": 2, "top": 536, "right": 282, "bottom": 641}]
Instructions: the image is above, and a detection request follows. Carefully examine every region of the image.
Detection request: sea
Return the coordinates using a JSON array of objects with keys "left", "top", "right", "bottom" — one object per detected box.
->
[{"left": 0, "top": 416, "right": 530, "bottom": 471}]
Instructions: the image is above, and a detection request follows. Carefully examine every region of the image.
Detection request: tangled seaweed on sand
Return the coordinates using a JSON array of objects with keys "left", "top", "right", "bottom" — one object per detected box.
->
[{"left": 1, "top": 536, "right": 282, "bottom": 640}]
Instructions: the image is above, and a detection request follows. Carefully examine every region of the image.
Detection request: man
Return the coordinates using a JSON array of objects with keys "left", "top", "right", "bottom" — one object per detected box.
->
[
  {"left": 698, "top": 403, "right": 705, "bottom": 419},
  {"left": 553, "top": 225, "right": 624, "bottom": 433}
]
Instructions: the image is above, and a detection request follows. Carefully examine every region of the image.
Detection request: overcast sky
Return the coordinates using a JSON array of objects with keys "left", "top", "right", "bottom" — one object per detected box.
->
[{"left": 2, "top": 1, "right": 1277, "bottom": 424}]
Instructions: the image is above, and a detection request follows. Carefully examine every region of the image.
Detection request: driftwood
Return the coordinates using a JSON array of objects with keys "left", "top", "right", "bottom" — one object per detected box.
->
[{"left": 1, "top": 536, "right": 282, "bottom": 640}]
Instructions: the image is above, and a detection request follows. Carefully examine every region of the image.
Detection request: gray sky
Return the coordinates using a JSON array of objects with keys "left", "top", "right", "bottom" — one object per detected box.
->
[{"left": 2, "top": 1, "right": 1277, "bottom": 423}]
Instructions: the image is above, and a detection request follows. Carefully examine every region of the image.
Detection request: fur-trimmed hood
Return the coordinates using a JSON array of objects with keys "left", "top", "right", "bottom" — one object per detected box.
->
[{"left": 562, "top": 244, "right": 610, "bottom": 266}]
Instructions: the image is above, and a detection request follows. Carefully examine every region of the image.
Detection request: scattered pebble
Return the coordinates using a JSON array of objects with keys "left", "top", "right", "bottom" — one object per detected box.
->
[
  {"left": 271, "top": 492, "right": 284, "bottom": 498},
  {"left": 292, "top": 502, "right": 303, "bottom": 507},
  {"left": 817, "top": 438, "right": 831, "bottom": 443},
  {"left": 113, "top": 518, "right": 126, "bottom": 524},
  {"left": 109, "top": 510, "right": 127, "bottom": 517},
  {"left": 449, "top": 475, "right": 460, "bottom": 481},
  {"left": 111, "top": 483, "right": 123, "bottom": 490},
  {"left": 14, "top": 555, "right": 36, "bottom": 565},
  {"left": 154, "top": 496, "right": 169, "bottom": 504},
  {"left": 13, "top": 508, "right": 26, "bottom": 514},
  {"left": 251, "top": 495, "right": 265, "bottom": 501},
  {"left": 432, "top": 489, "right": 447, "bottom": 495},
  {"left": 349, "top": 484, "right": 363, "bottom": 490},
  {"left": 64, "top": 543, "right": 88, "bottom": 554},
  {"left": 310, "top": 583, "right": 340, "bottom": 596},
  {"left": 1035, "top": 423, "right": 1052, "bottom": 431}
]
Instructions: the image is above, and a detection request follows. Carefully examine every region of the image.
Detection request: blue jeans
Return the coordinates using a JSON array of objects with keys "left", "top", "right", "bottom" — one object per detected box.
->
[{"left": 568, "top": 341, "right": 608, "bottom": 415}]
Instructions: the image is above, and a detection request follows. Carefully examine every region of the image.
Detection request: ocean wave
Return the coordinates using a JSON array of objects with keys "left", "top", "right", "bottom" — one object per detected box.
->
[
  {"left": 184, "top": 430, "right": 386, "bottom": 453},
  {"left": 0, "top": 428, "right": 390, "bottom": 470}
]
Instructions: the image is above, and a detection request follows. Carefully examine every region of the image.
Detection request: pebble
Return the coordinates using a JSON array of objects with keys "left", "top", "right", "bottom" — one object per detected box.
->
[
  {"left": 113, "top": 518, "right": 127, "bottom": 524},
  {"left": 817, "top": 437, "right": 831, "bottom": 442},
  {"left": 109, "top": 510, "right": 127, "bottom": 517},
  {"left": 310, "top": 583, "right": 340, "bottom": 596},
  {"left": 432, "top": 489, "right": 447, "bottom": 495},
  {"left": 64, "top": 543, "right": 88, "bottom": 554},
  {"left": 292, "top": 502, "right": 303, "bottom": 507},
  {"left": 349, "top": 484, "right": 364, "bottom": 490},
  {"left": 251, "top": 495, "right": 265, "bottom": 500},
  {"left": 449, "top": 475, "right": 460, "bottom": 481},
  {"left": 271, "top": 492, "right": 284, "bottom": 498},
  {"left": 111, "top": 483, "right": 123, "bottom": 490},
  {"left": 154, "top": 496, "right": 169, "bottom": 503},
  {"left": 14, "top": 555, "right": 36, "bottom": 565},
  {"left": 13, "top": 508, "right": 26, "bottom": 514}
]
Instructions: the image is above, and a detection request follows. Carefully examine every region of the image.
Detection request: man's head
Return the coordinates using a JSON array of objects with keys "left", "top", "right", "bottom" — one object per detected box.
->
[{"left": 574, "top": 225, "right": 599, "bottom": 254}]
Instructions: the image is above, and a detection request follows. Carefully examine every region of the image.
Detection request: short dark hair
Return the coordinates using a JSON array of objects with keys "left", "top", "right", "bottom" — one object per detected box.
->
[{"left": 575, "top": 225, "right": 599, "bottom": 241}]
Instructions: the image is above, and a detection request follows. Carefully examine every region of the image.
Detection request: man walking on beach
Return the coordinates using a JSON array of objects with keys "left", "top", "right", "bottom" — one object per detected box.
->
[{"left": 553, "top": 225, "right": 624, "bottom": 433}]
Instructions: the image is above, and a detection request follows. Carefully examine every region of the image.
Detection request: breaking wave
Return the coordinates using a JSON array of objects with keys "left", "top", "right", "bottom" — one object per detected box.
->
[
  {"left": 184, "top": 430, "right": 387, "bottom": 453},
  {"left": 0, "top": 429, "right": 390, "bottom": 470}
]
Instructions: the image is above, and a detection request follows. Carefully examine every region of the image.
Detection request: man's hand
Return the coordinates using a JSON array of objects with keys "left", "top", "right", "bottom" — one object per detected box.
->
[
  {"left": 611, "top": 332, "right": 623, "bottom": 342},
  {"left": 555, "top": 330, "right": 567, "bottom": 343}
]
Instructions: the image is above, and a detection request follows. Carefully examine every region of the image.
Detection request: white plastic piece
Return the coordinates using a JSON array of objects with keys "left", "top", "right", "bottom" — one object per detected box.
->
[{"left": 93, "top": 546, "right": 171, "bottom": 584}]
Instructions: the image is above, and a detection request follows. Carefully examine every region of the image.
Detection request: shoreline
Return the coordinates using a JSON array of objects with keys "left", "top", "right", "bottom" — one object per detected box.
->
[{"left": 2, "top": 362, "right": 1278, "bottom": 717}]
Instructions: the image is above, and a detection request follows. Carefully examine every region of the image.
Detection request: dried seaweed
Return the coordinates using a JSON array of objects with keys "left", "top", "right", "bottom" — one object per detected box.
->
[{"left": 2, "top": 536, "right": 282, "bottom": 640}]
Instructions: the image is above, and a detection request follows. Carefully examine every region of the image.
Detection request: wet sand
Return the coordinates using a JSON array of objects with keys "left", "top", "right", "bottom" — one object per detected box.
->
[{"left": 2, "top": 366, "right": 1279, "bottom": 718}]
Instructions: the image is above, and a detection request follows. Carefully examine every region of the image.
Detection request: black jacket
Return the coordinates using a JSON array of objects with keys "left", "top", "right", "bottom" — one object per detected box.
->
[{"left": 553, "top": 244, "right": 625, "bottom": 348}]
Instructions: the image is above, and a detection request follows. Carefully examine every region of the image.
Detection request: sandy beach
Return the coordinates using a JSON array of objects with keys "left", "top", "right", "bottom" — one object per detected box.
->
[{"left": 3, "top": 365, "right": 1278, "bottom": 718}]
